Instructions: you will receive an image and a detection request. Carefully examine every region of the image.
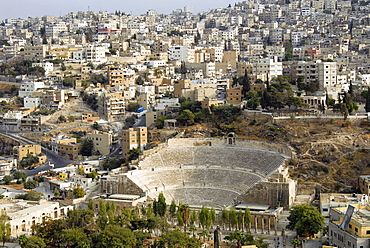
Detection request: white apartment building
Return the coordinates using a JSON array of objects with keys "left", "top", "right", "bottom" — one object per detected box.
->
[
  {"left": 253, "top": 57, "right": 283, "bottom": 81},
  {"left": 45, "top": 23, "right": 68, "bottom": 38},
  {"left": 23, "top": 97, "right": 41, "bottom": 109},
  {"left": 168, "top": 45, "right": 194, "bottom": 62},
  {"left": 324, "top": 0, "right": 337, "bottom": 10},
  {"left": 206, "top": 47, "right": 224, "bottom": 62},
  {"left": 318, "top": 61, "right": 337, "bottom": 89},
  {"left": 85, "top": 45, "right": 107, "bottom": 64},
  {"left": 144, "top": 60, "right": 167, "bottom": 68},
  {"left": 127, "top": 21, "right": 146, "bottom": 30},
  {"left": 32, "top": 62, "right": 53, "bottom": 75},
  {"left": 18, "top": 81, "right": 45, "bottom": 98},
  {"left": 0, "top": 111, "right": 25, "bottom": 131},
  {"left": 291, "top": 31, "right": 307, "bottom": 45},
  {"left": 296, "top": 60, "right": 338, "bottom": 92}
]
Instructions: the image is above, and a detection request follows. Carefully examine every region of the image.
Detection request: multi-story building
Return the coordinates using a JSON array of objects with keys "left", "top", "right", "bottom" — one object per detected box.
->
[
  {"left": 31, "top": 62, "right": 53, "bottom": 75},
  {"left": 226, "top": 86, "right": 243, "bottom": 105},
  {"left": 0, "top": 158, "right": 16, "bottom": 176},
  {"left": 13, "top": 144, "right": 47, "bottom": 167},
  {"left": 329, "top": 200, "right": 370, "bottom": 248},
  {"left": 295, "top": 60, "right": 338, "bottom": 92},
  {"left": 58, "top": 142, "right": 82, "bottom": 160},
  {"left": 252, "top": 57, "right": 283, "bottom": 82},
  {"left": 45, "top": 22, "right": 68, "bottom": 38},
  {"left": 20, "top": 116, "right": 42, "bottom": 132},
  {"left": 98, "top": 91, "right": 126, "bottom": 121},
  {"left": 168, "top": 45, "right": 194, "bottom": 62},
  {"left": 22, "top": 45, "right": 48, "bottom": 59},
  {"left": 121, "top": 127, "right": 148, "bottom": 158},
  {"left": 0, "top": 111, "right": 24, "bottom": 131},
  {"left": 85, "top": 131, "right": 112, "bottom": 156},
  {"left": 86, "top": 45, "right": 107, "bottom": 63},
  {"left": 18, "top": 81, "right": 45, "bottom": 98},
  {"left": 51, "top": 135, "right": 78, "bottom": 156},
  {"left": 23, "top": 97, "right": 42, "bottom": 109},
  {"left": 318, "top": 61, "right": 337, "bottom": 90},
  {"left": 13, "top": 144, "right": 42, "bottom": 161}
]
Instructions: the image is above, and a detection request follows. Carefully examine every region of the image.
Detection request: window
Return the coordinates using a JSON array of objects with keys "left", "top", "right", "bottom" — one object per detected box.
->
[
  {"left": 355, "top": 227, "right": 358, "bottom": 232},
  {"left": 367, "top": 230, "right": 370, "bottom": 234}
]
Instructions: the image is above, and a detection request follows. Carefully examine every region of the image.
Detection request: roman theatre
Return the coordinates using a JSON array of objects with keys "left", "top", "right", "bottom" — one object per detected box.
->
[{"left": 102, "top": 135, "right": 296, "bottom": 209}]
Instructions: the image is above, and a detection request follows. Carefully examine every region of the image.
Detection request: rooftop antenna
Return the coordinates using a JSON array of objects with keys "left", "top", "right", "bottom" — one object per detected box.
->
[{"left": 88, "top": 6, "right": 90, "bottom": 12}]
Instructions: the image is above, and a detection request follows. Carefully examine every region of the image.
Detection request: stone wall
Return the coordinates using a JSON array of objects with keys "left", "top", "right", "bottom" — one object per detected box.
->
[
  {"left": 167, "top": 138, "right": 292, "bottom": 158},
  {"left": 100, "top": 175, "right": 145, "bottom": 196},
  {"left": 237, "top": 179, "right": 296, "bottom": 209}
]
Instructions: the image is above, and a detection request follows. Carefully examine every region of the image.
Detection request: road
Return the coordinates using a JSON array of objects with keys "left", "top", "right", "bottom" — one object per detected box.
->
[
  {"left": 0, "top": 114, "right": 146, "bottom": 175},
  {"left": 0, "top": 130, "right": 73, "bottom": 175}
]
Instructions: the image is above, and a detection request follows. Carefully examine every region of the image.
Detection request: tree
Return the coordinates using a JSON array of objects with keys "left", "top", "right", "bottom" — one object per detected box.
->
[
  {"left": 284, "top": 42, "right": 293, "bottom": 61},
  {"left": 291, "top": 238, "right": 301, "bottom": 248},
  {"left": 24, "top": 236, "right": 46, "bottom": 248},
  {"left": 68, "top": 116, "right": 75, "bottom": 122},
  {"left": 66, "top": 209, "right": 94, "bottom": 228},
  {"left": 126, "top": 102, "right": 141, "bottom": 112},
  {"left": 17, "top": 234, "right": 28, "bottom": 248},
  {"left": 287, "top": 204, "right": 324, "bottom": 237},
  {"left": 16, "top": 190, "right": 43, "bottom": 201},
  {"left": 61, "top": 227, "right": 87, "bottom": 247},
  {"left": 62, "top": 76, "right": 75, "bottom": 88},
  {"left": 0, "top": 211, "right": 10, "bottom": 247},
  {"left": 58, "top": 115, "right": 67, "bottom": 122},
  {"left": 128, "top": 148, "right": 141, "bottom": 161},
  {"left": 244, "top": 208, "right": 252, "bottom": 231},
  {"left": 177, "top": 203, "right": 190, "bottom": 231},
  {"left": 124, "top": 116, "right": 136, "bottom": 129},
  {"left": 155, "top": 193, "right": 167, "bottom": 217},
  {"left": 221, "top": 207, "right": 229, "bottom": 230},
  {"left": 88, "top": 199, "right": 94, "bottom": 210},
  {"left": 80, "top": 139, "right": 94, "bottom": 157},
  {"left": 73, "top": 186, "right": 85, "bottom": 198},
  {"left": 95, "top": 225, "right": 136, "bottom": 248},
  {"left": 3, "top": 175, "right": 11, "bottom": 185},
  {"left": 365, "top": 87, "right": 370, "bottom": 112},
  {"left": 13, "top": 171, "right": 27, "bottom": 183},
  {"left": 53, "top": 188, "right": 60, "bottom": 198},
  {"left": 156, "top": 115, "right": 167, "bottom": 129},
  {"left": 20, "top": 154, "right": 39, "bottom": 168},
  {"left": 161, "top": 229, "right": 201, "bottom": 248},
  {"left": 102, "top": 157, "right": 126, "bottom": 170},
  {"left": 229, "top": 207, "right": 237, "bottom": 230},
  {"left": 179, "top": 109, "right": 195, "bottom": 126},
  {"left": 135, "top": 76, "right": 144, "bottom": 85},
  {"left": 92, "top": 121, "right": 102, "bottom": 131},
  {"left": 210, "top": 104, "right": 242, "bottom": 125},
  {"left": 225, "top": 231, "right": 268, "bottom": 248},
  {"left": 24, "top": 180, "right": 39, "bottom": 189}
]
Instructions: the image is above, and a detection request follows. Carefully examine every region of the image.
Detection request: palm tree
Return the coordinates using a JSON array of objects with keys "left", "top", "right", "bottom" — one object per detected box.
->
[
  {"left": 17, "top": 234, "right": 27, "bottom": 248},
  {"left": 189, "top": 225, "right": 197, "bottom": 237},
  {"left": 291, "top": 238, "right": 301, "bottom": 248}
]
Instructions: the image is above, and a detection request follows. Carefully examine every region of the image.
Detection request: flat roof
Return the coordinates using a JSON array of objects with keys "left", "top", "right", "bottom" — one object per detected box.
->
[
  {"left": 108, "top": 194, "right": 141, "bottom": 200},
  {"left": 234, "top": 203, "right": 270, "bottom": 211}
]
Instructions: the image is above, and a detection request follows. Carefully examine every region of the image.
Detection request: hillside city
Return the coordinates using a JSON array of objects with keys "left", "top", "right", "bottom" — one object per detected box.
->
[{"left": 0, "top": 0, "right": 369, "bottom": 247}]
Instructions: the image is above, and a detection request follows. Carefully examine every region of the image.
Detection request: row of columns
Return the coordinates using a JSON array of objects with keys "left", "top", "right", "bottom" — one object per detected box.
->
[{"left": 253, "top": 215, "right": 278, "bottom": 235}]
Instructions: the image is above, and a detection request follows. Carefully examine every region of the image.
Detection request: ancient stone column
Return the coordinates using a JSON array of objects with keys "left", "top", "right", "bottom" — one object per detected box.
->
[{"left": 254, "top": 216, "right": 258, "bottom": 233}]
